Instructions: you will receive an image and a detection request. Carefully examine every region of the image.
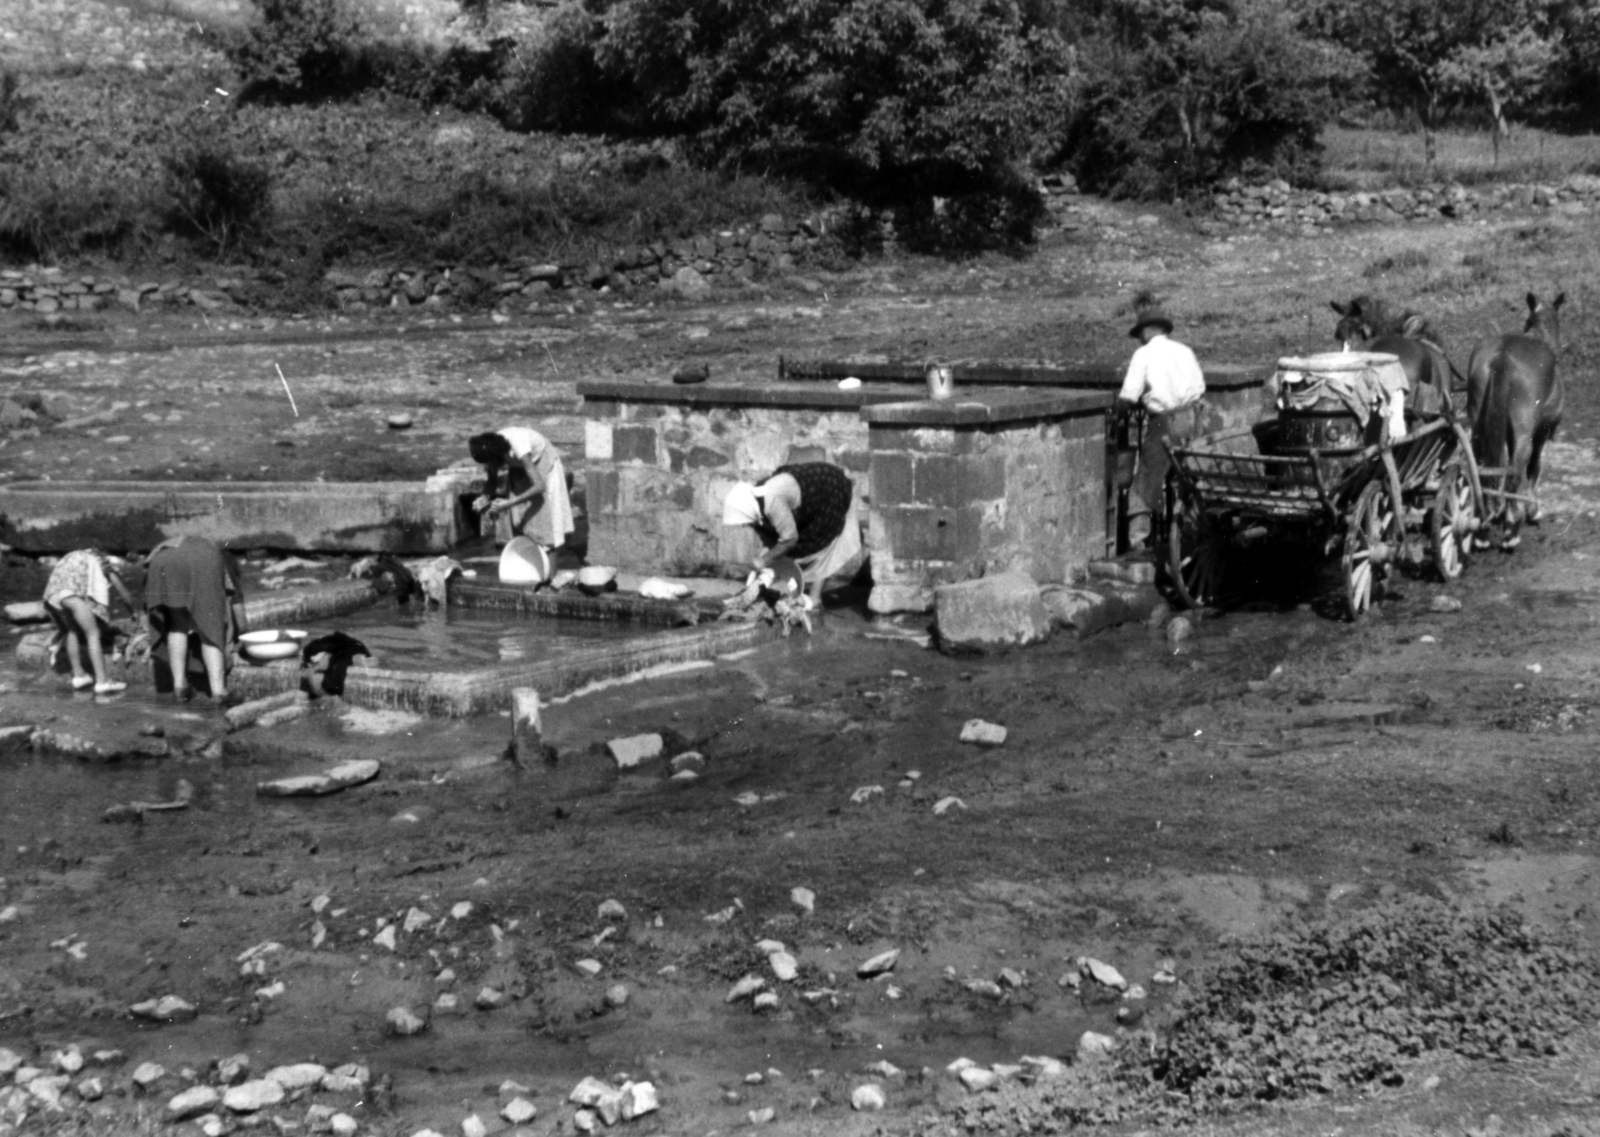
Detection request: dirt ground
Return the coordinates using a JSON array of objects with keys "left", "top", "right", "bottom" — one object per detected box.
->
[{"left": 4, "top": 205, "right": 1600, "bottom": 1137}]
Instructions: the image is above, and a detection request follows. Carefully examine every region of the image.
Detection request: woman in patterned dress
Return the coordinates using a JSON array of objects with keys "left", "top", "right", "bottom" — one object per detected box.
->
[
  {"left": 42, "top": 548, "right": 139, "bottom": 695},
  {"left": 721, "top": 462, "right": 862, "bottom": 608}
]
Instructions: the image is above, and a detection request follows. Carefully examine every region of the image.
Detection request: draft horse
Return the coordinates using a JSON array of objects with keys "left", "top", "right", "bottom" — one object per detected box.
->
[
  {"left": 1329, "top": 295, "right": 1459, "bottom": 416},
  {"left": 1466, "top": 291, "right": 1565, "bottom": 546}
]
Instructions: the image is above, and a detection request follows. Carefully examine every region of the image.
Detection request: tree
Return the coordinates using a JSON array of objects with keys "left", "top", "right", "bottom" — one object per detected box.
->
[
  {"left": 1438, "top": 27, "right": 1563, "bottom": 162},
  {"left": 1062, "top": 0, "right": 1356, "bottom": 198}
]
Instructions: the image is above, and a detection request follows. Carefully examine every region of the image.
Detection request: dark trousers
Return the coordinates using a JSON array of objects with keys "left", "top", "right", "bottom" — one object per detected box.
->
[{"left": 1132, "top": 404, "right": 1200, "bottom": 520}]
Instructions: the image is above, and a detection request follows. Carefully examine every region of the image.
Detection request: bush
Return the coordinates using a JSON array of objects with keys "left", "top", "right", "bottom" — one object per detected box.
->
[
  {"left": 1127, "top": 896, "right": 1599, "bottom": 1111},
  {"left": 163, "top": 143, "right": 272, "bottom": 255},
  {"left": 221, "top": 0, "right": 368, "bottom": 103},
  {"left": 0, "top": 170, "right": 152, "bottom": 260}
]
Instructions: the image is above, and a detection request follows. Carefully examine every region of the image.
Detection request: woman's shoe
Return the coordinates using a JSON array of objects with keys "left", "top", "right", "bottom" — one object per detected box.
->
[
  {"left": 94, "top": 680, "right": 128, "bottom": 695},
  {"left": 70, "top": 675, "right": 95, "bottom": 690}
]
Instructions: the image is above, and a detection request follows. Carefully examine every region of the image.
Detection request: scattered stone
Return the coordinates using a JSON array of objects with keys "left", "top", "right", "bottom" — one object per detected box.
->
[
  {"left": 569, "top": 1076, "right": 614, "bottom": 1107},
  {"left": 958, "top": 720, "right": 1007, "bottom": 747},
  {"left": 434, "top": 992, "right": 461, "bottom": 1014},
  {"left": 752, "top": 991, "right": 780, "bottom": 1011},
  {"left": 501, "top": 1097, "right": 537, "bottom": 1124},
  {"left": 131, "top": 1062, "right": 168, "bottom": 1091},
  {"left": 748, "top": 1106, "right": 777, "bottom": 1124},
  {"left": 475, "top": 986, "right": 507, "bottom": 1010},
  {"left": 1116, "top": 1002, "right": 1146, "bottom": 1026},
  {"left": 1152, "top": 962, "right": 1178, "bottom": 985},
  {"left": 1166, "top": 615, "right": 1194, "bottom": 643},
  {"left": 1081, "top": 956, "right": 1127, "bottom": 990},
  {"left": 573, "top": 1108, "right": 598, "bottom": 1132},
  {"left": 959, "top": 1067, "right": 1000, "bottom": 1092},
  {"left": 1058, "top": 971, "right": 1082, "bottom": 991},
  {"left": 574, "top": 958, "right": 603, "bottom": 978},
  {"left": 386, "top": 1006, "right": 427, "bottom": 1036},
  {"left": 668, "top": 751, "right": 705, "bottom": 774},
  {"left": 50, "top": 1046, "right": 83, "bottom": 1074},
  {"left": 387, "top": 413, "right": 414, "bottom": 430},
  {"left": 1077, "top": 1031, "right": 1118, "bottom": 1062},
  {"left": 618, "top": 1081, "right": 659, "bottom": 1120},
  {"left": 216, "top": 1055, "right": 251, "bottom": 1086},
  {"left": 597, "top": 898, "right": 628, "bottom": 920},
  {"left": 998, "top": 967, "right": 1026, "bottom": 988},
  {"left": 1430, "top": 595, "right": 1463, "bottom": 613},
  {"left": 858, "top": 948, "right": 899, "bottom": 977},
  {"left": 325, "top": 1064, "right": 369, "bottom": 1091},
  {"left": 768, "top": 951, "right": 798, "bottom": 982},
  {"left": 461, "top": 1114, "right": 488, "bottom": 1137},
  {"left": 850, "top": 784, "right": 884, "bottom": 804},
  {"left": 266, "top": 1063, "right": 326, "bottom": 1090},
  {"left": 934, "top": 572, "right": 1052, "bottom": 653},
  {"left": 864, "top": 1061, "right": 902, "bottom": 1079},
  {"left": 607, "top": 733, "right": 664, "bottom": 769},
  {"left": 130, "top": 994, "right": 197, "bottom": 1023},
  {"left": 404, "top": 907, "right": 432, "bottom": 933},
  {"left": 965, "top": 979, "right": 1004, "bottom": 999},
  {"left": 932, "top": 796, "right": 967, "bottom": 815},
  {"left": 330, "top": 1113, "right": 359, "bottom": 1136},
  {"left": 373, "top": 924, "right": 398, "bottom": 951},
  {"left": 1020, "top": 1055, "right": 1068, "bottom": 1082},
  {"left": 75, "top": 1076, "right": 105, "bottom": 1101},
  {"left": 851, "top": 1084, "right": 887, "bottom": 1111},
  {"left": 726, "top": 975, "right": 765, "bottom": 1002},
  {"left": 256, "top": 758, "right": 381, "bottom": 797},
  {"left": 167, "top": 1085, "right": 221, "bottom": 1121},
  {"left": 790, "top": 887, "right": 815, "bottom": 914},
  {"left": 223, "top": 1078, "right": 285, "bottom": 1112}
]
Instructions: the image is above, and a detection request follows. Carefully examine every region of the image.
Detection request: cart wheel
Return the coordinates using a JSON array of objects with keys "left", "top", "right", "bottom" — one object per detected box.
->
[
  {"left": 1429, "top": 458, "right": 1477, "bottom": 581},
  {"left": 1342, "top": 481, "right": 1398, "bottom": 619},
  {"left": 1166, "top": 483, "right": 1227, "bottom": 609}
]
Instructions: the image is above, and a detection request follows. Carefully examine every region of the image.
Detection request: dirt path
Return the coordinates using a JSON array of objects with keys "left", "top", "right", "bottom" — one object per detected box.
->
[{"left": 4, "top": 210, "right": 1600, "bottom": 1136}]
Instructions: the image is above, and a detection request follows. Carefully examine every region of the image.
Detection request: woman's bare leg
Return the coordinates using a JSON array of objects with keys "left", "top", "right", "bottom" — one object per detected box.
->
[
  {"left": 198, "top": 642, "right": 227, "bottom": 699},
  {"left": 63, "top": 598, "right": 109, "bottom": 685},
  {"left": 167, "top": 630, "right": 191, "bottom": 695}
]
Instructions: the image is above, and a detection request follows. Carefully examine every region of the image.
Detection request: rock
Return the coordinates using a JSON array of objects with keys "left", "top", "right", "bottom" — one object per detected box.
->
[
  {"left": 330, "top": 1113, "right": 359, "bottom": 1136},
  {"left": 434, "top": 992, "right": 461, "bottom": 1014},
  {"left": 790, "top": 886, "right": 815, "bottom": 914},
  {"left": 475, "top": 986, "right": 507, "bottom": 1010},
  {"left": 748, "top": 1106, "right": 777, "bottom": 1124},
  {"left": 1081, "top": 957, "right": 1127, "bottom": 990},
  {"left": 50, "top": 1046, "right": 82, "bottom": 1074},
  {"left": 1166, "top": 615, "right": 1194, "bottom": 643},
  {"left": 266, "top": 1063, "right": 326, "bottom": 1090},
  {"left": 462, "top": 1115, "right": 488, "bottom": 1137},
  {"left": 850, "top": 784, "right": 885, "bottom": 804},
  {"left": 998, "top": 967, "right": 1026, "bottom": 988},
  {"left": 4, "top": 601, "right": 48, "bottom": 623},
  {"left": 167, "top": 1085, "right": 221, "bottom": 1120},
  {"left": 753, "top": 990, "right": 780, "bottom": 1011},
  {"left": 932, "top": 796, "right": 967, "bottom": 815},
  {"left": 387, "top": 413, "right": 414, "bottom": 430},
  {"left": 618, "top": 1081, "right": 659, "bottom": 1120},
  {"left": 959, "top": 1067, "right": 1000, "bottom": 1092},
  {"left": 573, "top": 1108, "right": 598, "bottom": 1132},
  {"left": 1020, "top": 1055, "right": 1068, "bottom": 1082},
  {"left": 215, "top": 1055, "right": 250, "bottom": 1086},
  {"left": 605, "top": 984, "right": 629, "bottom": 1008},
  {"left": 597, "top": 898, "right": 628, "bottom": 920},
  {"left": 667, "top": 266, "right": 712, "bottom": 301},
  {"left": 574, "top": 958, "right": 603, "bottom": 977},
  {"left": 1077, "top": 1031, "right": 1119, "bottom": 1062},
  {"left": 958, "top": 720, "right": 1007, "bottom": 747},
  {"left": 256, "top": 759, "right": 381, "bottom": 797},
  {"left": 130, "top": 994, "right": 197, "bottom": 1022},
  {"left": 1430, "top": 594, "right": 1463, "bottom": 613},
  {"left": 373, "top": 924, "right": 398, "bottom": 951},
  {"left": 857, "top": 948, "right": 899, "bottom": 977},
  {"left": 386, "top": 1006, "right": 427, "bottom": 1036},
  {"left": 668, "top": 751, "right": 706, "bottom": 774},
  {"left": 0, "top": 1048, "right": 19, "bottom": 1076},
  {"left": 965, "top": 979, "right": 1004, "bottom": 999},
  {"left": 851, "top": 1084, "right": 887, "bottom": 1111},
  {"left": 569, "top": 1076, "right": 615, "bottom": 1107},
  {"left": 501, "top": 1097, "right": 537, "bottom": 1124},
  {"left": 727, "top": 974, "right": 765, "bottom": 1002},
  {"left": 76, "top": 1076, "right": 104, "bottom": 1101},
  {"left": 26, "top": 1075, "right": 69, "bottom": 1110},
  {"left": 934, "top": 572, "right": 1051, "bottom": 653},
  {"left": 768, "top": 951, "right": 798, "bottom": 981},
  {"left": 606, "top": 733, "right": 663, "bottom": 769},
  {"left": 223, "top": 1078, "right": 285, "bottom": 1112}
]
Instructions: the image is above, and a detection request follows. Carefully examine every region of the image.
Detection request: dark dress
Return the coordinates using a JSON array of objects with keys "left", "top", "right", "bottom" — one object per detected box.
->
[
  {"left": 753, "top": 463, "right": 853, "bottom": 559},
  {"left": 144, "top": 536, "right": 244, "bottom": 681}
]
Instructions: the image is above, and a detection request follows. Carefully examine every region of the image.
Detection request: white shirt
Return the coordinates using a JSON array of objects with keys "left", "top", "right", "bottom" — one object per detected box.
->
[{"left": 1119, "top": 334, "right": 1206, "bottom": 413}]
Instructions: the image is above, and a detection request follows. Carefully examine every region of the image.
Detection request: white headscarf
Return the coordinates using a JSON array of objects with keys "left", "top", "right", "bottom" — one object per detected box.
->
[{"left": 722, "top": 481, "right": 764, "bottom": 527}]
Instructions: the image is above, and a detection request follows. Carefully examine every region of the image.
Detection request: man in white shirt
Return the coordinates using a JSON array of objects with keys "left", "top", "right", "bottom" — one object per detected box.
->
[{"left": 1116, "top": 308, "right": 1206, "bottom": 546}]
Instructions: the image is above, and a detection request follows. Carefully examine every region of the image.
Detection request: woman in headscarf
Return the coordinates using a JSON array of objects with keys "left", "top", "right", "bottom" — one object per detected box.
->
[
  {"left": 468, "top": 427, "right": 575, "bottom": 550},
  {"left": 143, "top": 535, "right": 246, "bottom": 702},
  {"left": 721, "top": 462, "right": 862, "bottom": 608},
  {"left": 42, "top": 548, "right": 138, "bottom": 694}
]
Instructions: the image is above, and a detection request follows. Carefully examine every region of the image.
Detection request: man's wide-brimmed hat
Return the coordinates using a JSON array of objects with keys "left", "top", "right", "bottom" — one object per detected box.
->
[{"left": 1129, "top": 308, "right": 1174, "bottom": 338}]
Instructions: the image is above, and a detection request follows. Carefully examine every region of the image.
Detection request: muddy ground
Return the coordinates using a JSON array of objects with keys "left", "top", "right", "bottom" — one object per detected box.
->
[{"left": 4, "top": 206, "right": 1600, "bottom": 1137}]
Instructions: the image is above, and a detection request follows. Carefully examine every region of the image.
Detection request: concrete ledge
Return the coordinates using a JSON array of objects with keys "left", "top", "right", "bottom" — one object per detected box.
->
[
  {"left": 0, "top": 480, "right": 462, "bottom": 554},
  {"left": 780, "top": 357, "right": 1272, "bottom": 392},
  {"left": 578, "top": 379, "right": 914, "bottom": 411},
  {"left": 860, "top": 389, "right": 1110, "bottom": 426},
  {"left": 449, "top": 578, "right": 715, "bottom": 626}
]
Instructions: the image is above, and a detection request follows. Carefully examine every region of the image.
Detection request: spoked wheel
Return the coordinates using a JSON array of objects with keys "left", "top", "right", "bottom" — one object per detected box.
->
[
  {"left": 1166, "top": 481, "right": 1228, "bottom": 609},
  {"left": 1342, "top": 481, "right": 1399, "bottom": 620},
  {"left": 1428, "top": 458, "right": 1477, "bottom": 581}
]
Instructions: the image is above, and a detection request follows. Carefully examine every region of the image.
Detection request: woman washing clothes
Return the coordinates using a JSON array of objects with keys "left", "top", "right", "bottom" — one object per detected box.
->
[
  {"left": 143, "top": 534, "right": 246, "bottom": 702},
  {"left": 721, "top": 462, "right": 862, "bottom": 610},
  {"left": 42, "top": 548, "right": 139, "bottom": 695},
  {"left": 468, "top": 427, "right": 575, "bottom": 552}
]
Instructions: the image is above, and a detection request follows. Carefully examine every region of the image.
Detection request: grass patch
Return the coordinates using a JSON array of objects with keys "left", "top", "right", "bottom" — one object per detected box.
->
[{"left": 1323, "top": 125, "right": 1600, "bottom": 189}]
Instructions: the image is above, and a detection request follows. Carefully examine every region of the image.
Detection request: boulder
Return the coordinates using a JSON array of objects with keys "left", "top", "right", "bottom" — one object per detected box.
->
[
  {"left": 666, "top": 266, "right": 712, "bottom": 302},
  {"left": 222, "top": 1079, "right": 284, "bottom": 1113},
  {"left": 167, "top": 1086, "right": 221, "bottom": 1121},
  {"left": 934, "top": 572, "right": 1051, "bottom": 653}
]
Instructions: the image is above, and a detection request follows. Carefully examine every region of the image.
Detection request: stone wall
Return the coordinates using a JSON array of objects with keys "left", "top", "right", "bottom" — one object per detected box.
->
[
  {"left": 579, "top": 383, "right": 888, "bottom": 576},
  {"left": 864, "top": 392, "right": 1112, "bottom": 614}
]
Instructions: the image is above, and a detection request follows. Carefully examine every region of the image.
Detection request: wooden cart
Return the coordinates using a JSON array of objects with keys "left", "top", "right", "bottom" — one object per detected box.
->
[{"left": 1163, "top": 415, "right": 1485, "bottom": 619}]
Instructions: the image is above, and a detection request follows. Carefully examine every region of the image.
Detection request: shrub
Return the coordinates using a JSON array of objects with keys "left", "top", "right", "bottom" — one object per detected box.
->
[
  {"left": 0, "top": 170, "right": 152, "bottom": 260},
  {"left": 221, "top": 0, "right": 367, "bottom": 104},
  {"left": 1125, "top": 896, "right": 1599, "bottom": 1111},
  {"left": 163, "top": 143, "right": 273, "bottom": 255}
]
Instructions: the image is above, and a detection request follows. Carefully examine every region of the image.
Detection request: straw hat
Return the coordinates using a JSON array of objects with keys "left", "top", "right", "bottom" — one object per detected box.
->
[{"left": 1128, "top": 308, "right": 1174, "bottom": 338}]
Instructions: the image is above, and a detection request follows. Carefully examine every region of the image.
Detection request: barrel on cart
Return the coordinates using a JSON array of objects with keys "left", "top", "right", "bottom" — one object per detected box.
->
[{"left": 1163, "top": 352, "right": 1485, "bottom": 619}]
